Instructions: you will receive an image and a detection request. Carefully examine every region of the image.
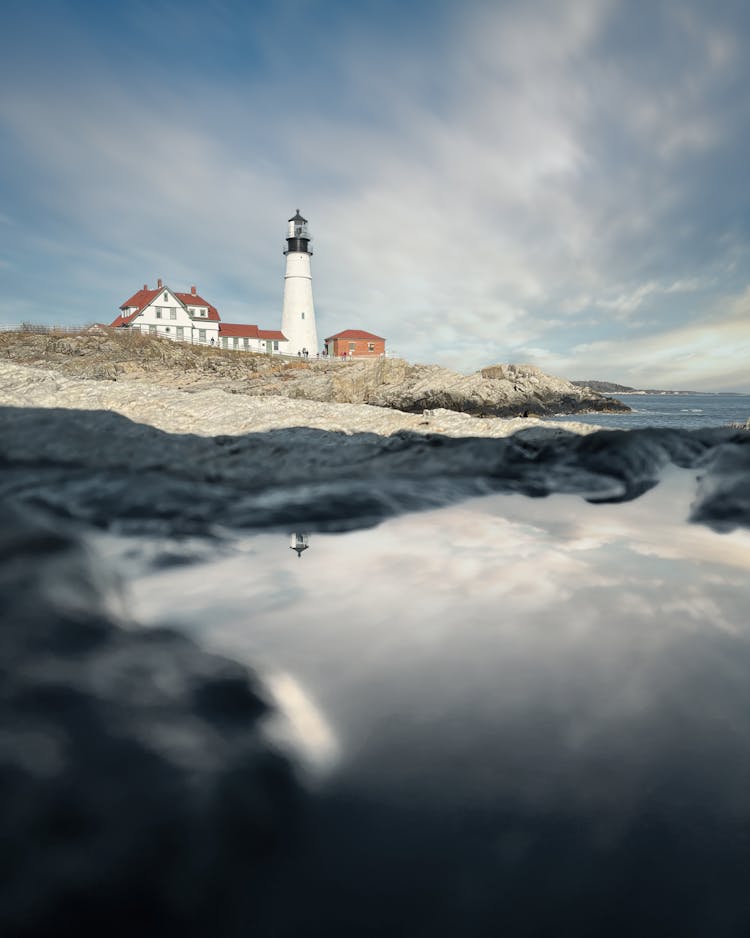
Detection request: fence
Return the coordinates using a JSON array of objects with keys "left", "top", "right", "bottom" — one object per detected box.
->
[{"left": 0, "top": 322, "right": 94, "bottom": 334}]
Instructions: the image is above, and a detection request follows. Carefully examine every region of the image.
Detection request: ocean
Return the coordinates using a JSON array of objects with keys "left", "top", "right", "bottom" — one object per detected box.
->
[{"left": 553, "top": 391, "right": 750, "bottom": 429}]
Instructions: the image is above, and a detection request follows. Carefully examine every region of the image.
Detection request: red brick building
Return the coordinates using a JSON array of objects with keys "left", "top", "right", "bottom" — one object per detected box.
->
[{"left": 325, "top": 329, "right": 386, "bottom": 359}]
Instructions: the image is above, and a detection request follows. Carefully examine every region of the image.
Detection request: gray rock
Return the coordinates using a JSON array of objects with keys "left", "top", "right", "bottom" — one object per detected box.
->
[
  {"left": 0, "top": 501, "right": 301, "bottom": 937},
  {"left": 0, "top": 359, "right": 599, "bottom": 439},
  {"left": 0, "top": 405, "right": 748, "bottom": 537},
  {"left": 0, "top": 331, "right": 627, "bottom": 417},
  {"left": 241, "top": 358, "right": 630, "bottom": 417}
]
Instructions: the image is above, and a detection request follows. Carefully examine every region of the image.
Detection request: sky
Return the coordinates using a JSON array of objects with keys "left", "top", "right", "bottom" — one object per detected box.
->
[{"left": 1, "top": 0, "right": 749, "bottom": 390}]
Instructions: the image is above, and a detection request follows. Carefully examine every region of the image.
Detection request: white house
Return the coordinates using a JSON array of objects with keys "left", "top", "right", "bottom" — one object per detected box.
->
[{"left": 110, "top": 280, "right": 287, "bottom": 353}]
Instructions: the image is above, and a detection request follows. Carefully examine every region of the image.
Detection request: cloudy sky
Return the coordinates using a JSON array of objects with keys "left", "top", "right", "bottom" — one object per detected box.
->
[{"left": 1, "top": 0, "right": 748, "bottom": 389}]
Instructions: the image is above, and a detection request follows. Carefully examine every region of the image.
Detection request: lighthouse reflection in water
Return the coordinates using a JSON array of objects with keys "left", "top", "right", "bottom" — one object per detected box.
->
[{"left": 289, "top": 533, "right": 309, "bottom": 558}]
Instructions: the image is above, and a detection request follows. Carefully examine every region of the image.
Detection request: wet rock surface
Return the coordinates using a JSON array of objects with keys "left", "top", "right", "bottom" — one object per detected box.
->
[
  {"left": 2, "top": 435, "right": 750, "bottom": 935},
  {"left": 0, "top": 502, "right": 302, "bottom": 937},
  {"left": 0, "top": 405, "right": 748, "bottom": 534}
]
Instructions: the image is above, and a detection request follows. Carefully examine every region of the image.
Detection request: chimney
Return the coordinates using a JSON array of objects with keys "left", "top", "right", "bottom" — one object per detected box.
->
[
  {"left": 157, "top": 278, "right": 163, "bottom": 289},
  {"left": 191, "top": 285, "right": 197, "bottom": 295},
  {"left": 143, "top": 283, "right": 148, "bottom": 291}
]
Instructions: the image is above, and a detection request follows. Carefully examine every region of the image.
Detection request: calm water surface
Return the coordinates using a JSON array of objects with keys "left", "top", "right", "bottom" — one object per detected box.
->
[
  {"left": 554, "top": 392, "right": 750, "bottom": 429},
  {"left": 105, "top": 470, "right": 750, "bottom": 936}
]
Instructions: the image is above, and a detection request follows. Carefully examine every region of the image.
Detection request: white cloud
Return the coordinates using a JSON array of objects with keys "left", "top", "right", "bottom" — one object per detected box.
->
[
  {"left": 0, "top": 0, "right": 747, "bottom": 387},
  {"left": 537, "top": 284, "right": 750, "bottom": 389}
]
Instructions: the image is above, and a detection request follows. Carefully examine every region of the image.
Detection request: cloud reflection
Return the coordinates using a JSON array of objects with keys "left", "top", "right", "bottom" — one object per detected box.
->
[
  {"left": 126, "top": 469, "right": 750, "bottom": 933},
  {"left": 130, "top": 468, "right": 750, "bottom": 803}
]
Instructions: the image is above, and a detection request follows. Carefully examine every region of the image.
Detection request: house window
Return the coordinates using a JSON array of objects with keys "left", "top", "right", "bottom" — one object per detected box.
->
[
  {"left": 273, "top": 340, "right": 279, "bottom": 350},
  {"left": 155, "top": 308, "right": 162, "bottom": 319},
  {"left": 349, "top": 342, "right": 355, "bottom": 351},
  {"left": 233, "top": 337, "right": 239, "bottom": 349},
  {"left": 368, "top": 342, "right": 375, "bottom": 351},
  {"left": 221, "top": 337, "right": 228, "bottom": 348},
  {"left": 169, "top": 309, "right": 176, "bottom": 320},
  {"left": 243, "top": 338, "right": 249, "bottom": 349},
  {"left": 188, "top": 307, "right": 195, "bottom": 314},
  {"left": 149, "top": 325, "right": 157, "bottom": 335},
  {"left": 165, "top": 327, "right": 170, "bottom": 333},
  {"left": 199, "top": 329, "right": 206, "bottom": 342},
  {"left": 163, "top": 292, "right": 168, "bottom": 301},
  {"left": 176, "top": 327, "right": 184, "bottom": 340}
]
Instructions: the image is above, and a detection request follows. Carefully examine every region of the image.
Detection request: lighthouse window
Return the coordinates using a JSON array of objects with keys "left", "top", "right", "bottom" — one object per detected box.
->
[{"left": 301, "top": 312, "right": 305, "bottom": 319}]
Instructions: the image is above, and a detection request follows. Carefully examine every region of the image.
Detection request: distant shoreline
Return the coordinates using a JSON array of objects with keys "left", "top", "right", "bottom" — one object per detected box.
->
[
  {"left": 572, "top": 380, "right": 744, "bottom": 396},
  {"left": 615, "top": 390, "right": 745, "bottom": 397}
]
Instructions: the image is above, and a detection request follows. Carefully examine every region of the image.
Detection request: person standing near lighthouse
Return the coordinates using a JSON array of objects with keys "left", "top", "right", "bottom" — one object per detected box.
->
[{"left": 281, "top": 210, "right": 318, "bottom": 357}]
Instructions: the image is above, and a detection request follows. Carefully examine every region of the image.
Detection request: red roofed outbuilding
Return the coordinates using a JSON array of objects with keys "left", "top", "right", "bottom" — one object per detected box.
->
[{"left": 325, "top": 329, "right": 386, "bottom": 359}]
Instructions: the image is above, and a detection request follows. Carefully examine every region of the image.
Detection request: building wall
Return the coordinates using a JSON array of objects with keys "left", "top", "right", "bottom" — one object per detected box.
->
[
  {"left": 128, "top": 291, "right": 219, "bottom": 346},
  {"left": 327, "top": 336, "right": 385, "bottom": 358},
  {"left": 133, "top": 317, "right": 219, "bottom": 345},
  {"left": 123, "top": 321, "right": 288, "bottom": 352}
]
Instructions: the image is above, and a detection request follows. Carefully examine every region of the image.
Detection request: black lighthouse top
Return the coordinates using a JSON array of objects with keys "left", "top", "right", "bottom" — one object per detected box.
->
[{"left": 284, "top": 209, "right": 313, "bottom": 255}]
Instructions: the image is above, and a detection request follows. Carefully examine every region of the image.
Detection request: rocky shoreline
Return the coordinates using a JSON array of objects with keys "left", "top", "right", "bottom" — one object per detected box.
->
[
  {"left": 0, "top": 358, "right": 601, "bottom": 439},
  {"left": 0, "top": 330, "right": 628, "bottom": 426}
]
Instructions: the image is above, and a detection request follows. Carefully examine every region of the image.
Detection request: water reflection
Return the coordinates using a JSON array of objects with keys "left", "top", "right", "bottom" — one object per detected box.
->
[
  {"left": 289, "top": 532, "right": 309, "bottom": 558},
  {"left": 126, "top": 469, "right": 750, "bottom": 935}
]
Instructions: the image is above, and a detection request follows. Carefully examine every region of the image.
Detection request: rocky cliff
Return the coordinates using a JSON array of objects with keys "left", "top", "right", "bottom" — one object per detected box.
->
[{"left": 0, "top": 331, "right": 629, "bottom": 418}]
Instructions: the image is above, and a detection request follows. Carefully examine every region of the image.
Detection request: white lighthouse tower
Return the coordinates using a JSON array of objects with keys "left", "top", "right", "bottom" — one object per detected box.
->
[{"left": 281, "top": 210, "right": 318, "bottom": 356}]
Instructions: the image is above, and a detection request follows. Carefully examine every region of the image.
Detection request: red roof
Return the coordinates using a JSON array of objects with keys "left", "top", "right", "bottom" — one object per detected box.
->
[
  {"left": 119, "top": 288, "right": 160, "bottom": 317},
  {"left": 219, "top": 323, "right": 260, "bottom": 338},
  {"left": 218, "top": 325, "right": 286, "bottom": 340},
  {"left": 325, "top": 329, "right": 385, "bottom": 341},
  {"left": 175, "top": 293, "right": 220, "bottom": 321},
  {"left": 114, "top": 285, "right": 221, "bottom": 325}
]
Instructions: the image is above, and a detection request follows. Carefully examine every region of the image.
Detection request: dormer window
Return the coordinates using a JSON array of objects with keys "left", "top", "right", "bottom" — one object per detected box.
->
[{"left": 163, "top": 292, "right": 168, "bottom": 301}]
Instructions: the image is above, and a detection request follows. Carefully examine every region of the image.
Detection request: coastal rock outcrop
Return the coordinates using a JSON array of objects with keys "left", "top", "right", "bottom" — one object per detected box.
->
[
  {"left": 230, "top": 357, "right": 629, "bottom": 417},
  {"left": 0, "top": 359, "right": 599, "bottom": 439},
  {"left": 0, "top": 331, "right": 628, "bottom": 417}
]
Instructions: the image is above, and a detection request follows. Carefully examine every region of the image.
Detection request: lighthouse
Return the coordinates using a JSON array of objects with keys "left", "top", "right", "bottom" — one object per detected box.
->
[{"left": 281, "top": 210, "right": 318, "bottom": 356}]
